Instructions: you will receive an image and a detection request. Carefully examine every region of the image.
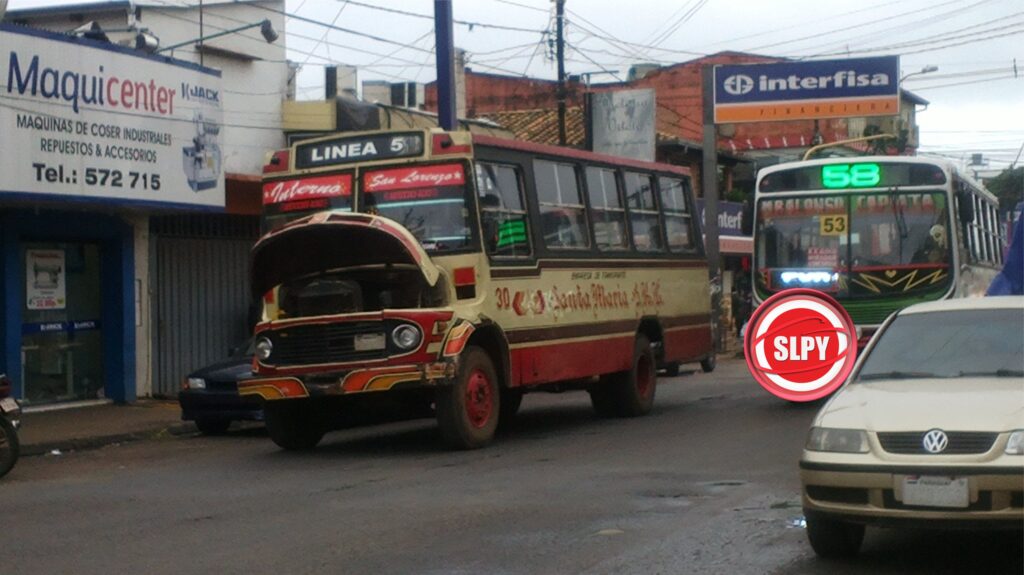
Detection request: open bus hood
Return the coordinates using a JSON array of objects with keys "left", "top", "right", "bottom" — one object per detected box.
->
[{"left": 250, "top": 212, "right": 441, "bottom": 297}]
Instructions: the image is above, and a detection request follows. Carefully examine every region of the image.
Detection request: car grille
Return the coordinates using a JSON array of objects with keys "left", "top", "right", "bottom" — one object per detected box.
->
[
  {"left": 265, "top": 321, "right": 386, "bottom": 366},
  {"left": 877, "top": 431, "right": 998, "bottom": 455}
]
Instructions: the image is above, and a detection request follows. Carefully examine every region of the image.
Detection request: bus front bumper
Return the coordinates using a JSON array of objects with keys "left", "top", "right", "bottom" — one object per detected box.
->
[{"left": 238, "top": 360, "right": 458, "bottom": 401}]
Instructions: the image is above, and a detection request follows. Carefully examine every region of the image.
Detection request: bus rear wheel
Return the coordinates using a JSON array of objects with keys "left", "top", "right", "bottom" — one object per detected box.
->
[
  {"left": 588, "top": 335, "right": 657, "bottom": 418},
  {"left": 437, "top": 346, "right": 500, "bottom": 449},
  {"left": 265, "top": 399, "right": 326, "bottom": 451}
]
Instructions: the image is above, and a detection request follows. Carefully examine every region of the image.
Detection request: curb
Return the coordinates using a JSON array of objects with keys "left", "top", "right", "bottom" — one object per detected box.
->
[{"left": 21, "top": 423, "right": 197, "bottom": 457}]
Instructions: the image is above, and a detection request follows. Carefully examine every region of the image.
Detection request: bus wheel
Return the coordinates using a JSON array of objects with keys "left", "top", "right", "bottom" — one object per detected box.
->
[
  {"left": 437, "top": 346, "right": 500, "bottom": 449},
  {"left": 591, "top": 335, "right": 657, "bottom": 418},
  {"left": 663, "top": 362, "right": 681, "bottom": 377},
  {"left": 700, "top": 350, "right": 717, "bottom": 373},
  {"left": 498, "top": 388, "right": 524, "bottom": 430},
  {"left": 265, "top": 400, "right": 325, "bottom": 451}
]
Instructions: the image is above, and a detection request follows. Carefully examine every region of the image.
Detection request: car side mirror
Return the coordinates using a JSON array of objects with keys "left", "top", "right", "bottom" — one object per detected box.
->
[
  {"left": 228, "top": 346, "right": 240, "bottom": 357},
  {"left": 740, "top": 198, "right": 754, "bottom": 236}
]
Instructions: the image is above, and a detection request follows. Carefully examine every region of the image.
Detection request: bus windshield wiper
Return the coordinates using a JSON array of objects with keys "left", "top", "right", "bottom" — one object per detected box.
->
[
  {"left": 858, "top": 370, "right": 943, "bottom": 381},
  {"left": 957, "top": 369, "right": 1024, "bottom": 378}
]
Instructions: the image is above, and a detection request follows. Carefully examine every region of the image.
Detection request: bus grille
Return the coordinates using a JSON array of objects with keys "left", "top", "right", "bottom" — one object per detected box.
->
[
  {"left": 877, "top": 431, "right": 998, "bottom": 455},
  {"left": 265, "top": 322, "right": 387, "bottom": 366}
]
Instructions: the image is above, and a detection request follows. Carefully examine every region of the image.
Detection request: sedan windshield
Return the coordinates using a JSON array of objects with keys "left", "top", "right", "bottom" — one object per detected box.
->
[{"left": 856, "top": 308, "right": 1024, "bottom": 381}]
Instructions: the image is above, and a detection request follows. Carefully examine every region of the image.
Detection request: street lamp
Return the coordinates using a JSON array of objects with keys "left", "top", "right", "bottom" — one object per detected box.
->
[
  {"left": 157, "top": 19, "right": 279, "bottom": 54},
  {"left": 899, "top": 65, "right": 938, "bottom": 84}
]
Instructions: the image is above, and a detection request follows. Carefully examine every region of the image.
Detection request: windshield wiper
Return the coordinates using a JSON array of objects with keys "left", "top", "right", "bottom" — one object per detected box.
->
[
  {"left": 858, "top": 370, "right": 943, "bottom": 381},
  {"left": 957, "top": 369, "right": 1024, "bottom": 378}
]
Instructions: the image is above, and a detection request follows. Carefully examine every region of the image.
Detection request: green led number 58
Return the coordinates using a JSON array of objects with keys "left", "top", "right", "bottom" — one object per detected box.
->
[{"left": 822, "top": 163, "right": 880, "bottom": 189}]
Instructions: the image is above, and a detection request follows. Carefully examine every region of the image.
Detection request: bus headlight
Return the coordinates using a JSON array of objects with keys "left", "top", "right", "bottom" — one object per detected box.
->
[
  {"left": 391, "top": 324, "right": 422, "bottom": 351},
  {"left": 255, "top": 337, "right": 273, "bottom": 361}
]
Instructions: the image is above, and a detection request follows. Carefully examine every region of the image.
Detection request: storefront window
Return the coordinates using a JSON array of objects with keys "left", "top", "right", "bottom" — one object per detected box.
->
[{"left": 21, "top": 242, "right": 105, "bottom": 403}]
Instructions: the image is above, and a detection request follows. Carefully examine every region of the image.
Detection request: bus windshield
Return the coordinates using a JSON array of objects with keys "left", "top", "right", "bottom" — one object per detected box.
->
[
  {"left": 361, "top": 163, "right": 473, "bottom": 253},
  {"left": 756, "top": 190, "right": 950, "bottom": 293}
]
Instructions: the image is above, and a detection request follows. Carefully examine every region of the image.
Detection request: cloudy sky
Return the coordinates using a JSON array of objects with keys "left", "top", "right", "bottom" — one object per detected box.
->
[{"left": 8, "top": 0, "right": 1023, "bottom": 169}]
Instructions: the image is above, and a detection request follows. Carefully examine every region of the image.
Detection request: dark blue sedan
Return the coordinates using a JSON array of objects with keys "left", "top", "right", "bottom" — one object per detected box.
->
[{"left": 179, "top": 339, "right": 263, "bottom": 434}]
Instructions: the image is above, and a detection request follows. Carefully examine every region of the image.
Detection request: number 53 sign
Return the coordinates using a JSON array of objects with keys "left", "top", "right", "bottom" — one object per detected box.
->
[{"left": 819, "top": 214, "right": 847, "bottom": 236}]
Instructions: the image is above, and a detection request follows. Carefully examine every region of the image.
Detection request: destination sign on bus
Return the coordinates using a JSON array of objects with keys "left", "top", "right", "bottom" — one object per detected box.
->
[
  {"left": 759, "top": 161, "right": 946, "bottom": 193},
  {"left": 294, "top": 132, "right": 424, "bottom": 170}
]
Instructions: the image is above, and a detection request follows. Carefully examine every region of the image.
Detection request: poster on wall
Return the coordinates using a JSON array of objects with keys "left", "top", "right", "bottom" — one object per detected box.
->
[
  {"left": 0, "top": 25, "right": 225, "bottom": 208},
  {"left": 26, "top": 249, "right": 66, "bottom": 310},
  {"left": 588, "top": 89, "right": 656, "bottom": 162}
]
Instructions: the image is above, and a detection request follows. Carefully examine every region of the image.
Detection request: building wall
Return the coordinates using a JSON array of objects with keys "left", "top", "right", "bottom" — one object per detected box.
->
[{"left": 426, "top": 52, "right": 874, "bottom": 155}]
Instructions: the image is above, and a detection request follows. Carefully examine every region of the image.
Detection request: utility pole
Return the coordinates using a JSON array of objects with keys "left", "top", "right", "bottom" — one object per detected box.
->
[
  {"left": 701, "top": 65, "right": 722, "bottom": 350},
  {"left": 434, "top": 0, "right": 457, "bottom": 131},
  {"left": 556, "top": 0, "right": 567, "bottom": 146}
]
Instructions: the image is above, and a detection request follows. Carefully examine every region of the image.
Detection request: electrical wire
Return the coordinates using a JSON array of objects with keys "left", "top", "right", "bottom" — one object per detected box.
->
[{"left": 337, "top": 0, "right": 546, "bottom": 34}]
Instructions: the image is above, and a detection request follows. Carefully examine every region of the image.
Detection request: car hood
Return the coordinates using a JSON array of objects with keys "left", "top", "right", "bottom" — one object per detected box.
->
[
  {"left": 250, "top": 211, "right": 441, "bottom": 298},
  {"left": 188, "top": 357, "right": 255, "bottom": 382},
  {"left": 817, "top": 378, "right": 1024, "bottom": 432}
]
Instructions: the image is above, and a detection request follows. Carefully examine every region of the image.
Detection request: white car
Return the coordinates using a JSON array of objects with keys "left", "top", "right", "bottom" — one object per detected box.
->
[{"left": 800, "top": 296, "right": 1024, "bottom": 558}]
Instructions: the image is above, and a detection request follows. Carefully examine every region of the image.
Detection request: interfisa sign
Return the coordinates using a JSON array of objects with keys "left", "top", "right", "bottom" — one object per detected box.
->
[
  {"left": 713, "top": 56, "right": 899, "bottom": 124},
  {"left": 0, "top": 25, "right": 224, "bottom": 209}
]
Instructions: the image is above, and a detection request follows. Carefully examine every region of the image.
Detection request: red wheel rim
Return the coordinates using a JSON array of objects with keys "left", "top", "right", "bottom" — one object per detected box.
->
[
  {"left": 464, "top": 369, "right": 494, "bottom": 429},
  {"left": 635, "top": 353, "right": 654, "bottom": 398}
]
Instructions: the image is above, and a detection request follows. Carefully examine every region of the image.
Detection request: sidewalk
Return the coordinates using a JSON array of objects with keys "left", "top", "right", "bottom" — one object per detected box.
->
[{"left": 17, "top": 400, "right": 196, "bottom": 456}]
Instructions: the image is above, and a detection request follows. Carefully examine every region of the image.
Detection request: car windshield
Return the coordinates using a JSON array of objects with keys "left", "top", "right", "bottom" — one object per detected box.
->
[{"left": 856, "top": 308, "right": 1024, "bottom": 381}]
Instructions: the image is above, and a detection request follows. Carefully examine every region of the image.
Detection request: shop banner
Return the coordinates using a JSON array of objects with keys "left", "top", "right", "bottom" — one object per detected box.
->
[
  {"left": 26, "top": 248, "right": 65, "bottom": 310},
  {"left": 697, "top": 200, "right": 747, "bottom": 237},
  {"left": 0, "top": 25, "right": 224, "bottom": 208}
]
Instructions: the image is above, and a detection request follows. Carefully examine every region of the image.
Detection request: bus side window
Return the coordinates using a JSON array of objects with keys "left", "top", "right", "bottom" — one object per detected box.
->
[
  {"left": 658, "top": 176, "right": 695, "bottom": 252},
  {"left": 475, "top": 162, "right": 531, "bottom": 258},
  {"left": 624, "top": 171, "right": 663, "bottom": 252},
  {"left": 585, "top": 166, "right": 629, "bottom": 250},
  {"left": 534, "top": 160, "right": 590, "bottom": 250}
]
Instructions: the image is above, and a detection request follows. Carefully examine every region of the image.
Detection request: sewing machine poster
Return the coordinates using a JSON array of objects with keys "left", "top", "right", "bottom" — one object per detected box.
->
[{"left": 26, "top": 249, "right": 66, "bottom": 310}]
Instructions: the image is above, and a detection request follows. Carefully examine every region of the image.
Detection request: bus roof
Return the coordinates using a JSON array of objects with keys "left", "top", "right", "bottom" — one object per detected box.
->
[{"left": 473, "top": 134, "right": 691, "bottom": 177}]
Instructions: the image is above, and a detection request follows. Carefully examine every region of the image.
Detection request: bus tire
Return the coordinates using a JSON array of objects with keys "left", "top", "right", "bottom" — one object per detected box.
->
[
  {"left": 265, "top": 400, "right": 325, "bottom": 451},
  {"left": 437, "top": 346, "right": 500, "bottom": 449},
  {"left": 591, "top": 335, "right": 657, "bottom": 418},
  {"left": 700, "top": 350, "right": 717, "bottom": 373},
  {"left": 0, "top": 416, "right": 19, "bottom": 479},
  {"left": 588, "top": 382, "right": 619, "bottom": 418},
  {"left": 498, "top": 388, "right": 523, "bottom": 430}
]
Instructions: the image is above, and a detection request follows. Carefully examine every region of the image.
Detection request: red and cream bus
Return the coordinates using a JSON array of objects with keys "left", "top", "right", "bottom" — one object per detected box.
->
[{"left": 243, "top": 129, "right": 715, "bottom": 450}]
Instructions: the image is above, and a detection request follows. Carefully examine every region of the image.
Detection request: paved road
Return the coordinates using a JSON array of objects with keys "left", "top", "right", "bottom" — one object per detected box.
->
[{"left": 2, "top": 359, "right": 1020, "bottom": 574}]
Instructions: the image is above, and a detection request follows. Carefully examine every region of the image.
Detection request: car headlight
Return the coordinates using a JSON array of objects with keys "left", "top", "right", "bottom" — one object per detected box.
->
[
  {"left": 806, "top": 427, "right": 869, "bottom": 453},
  {"left": 1006, "top": 430, "right": 1024, "bottom": 455},
  {"left": 391, "top": 324, "right": 422, "bottom": 351},
  {"left": 255, "top": 337, "right": 273, "bottom": 361},
  {"left": 186, "top": 377, "right": 206, "bottom": 390}
]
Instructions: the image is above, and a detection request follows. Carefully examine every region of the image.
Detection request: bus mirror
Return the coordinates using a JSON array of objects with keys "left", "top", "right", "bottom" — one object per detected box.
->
[
  {"left": 740, "top": 198, "right": 754, "bottom": 236},
  {"left": 957, "top": 189, "right": 974, "bottom": 223}
]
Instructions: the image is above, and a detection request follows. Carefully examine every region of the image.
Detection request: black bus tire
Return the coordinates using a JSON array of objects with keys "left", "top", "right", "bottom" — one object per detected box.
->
[
  {"left": 265, "top": 400, "right": 325, "bottom": 451},
  {"left": 437, "top": 346, "right": 500, "bottom": 449}
]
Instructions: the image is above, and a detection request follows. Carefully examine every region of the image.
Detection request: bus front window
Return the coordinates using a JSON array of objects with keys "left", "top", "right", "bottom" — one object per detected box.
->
[
  {"left": 756, "top": 191, "right": 951, "bottom": 297},
  {"left": 361, "top": 163, "right": 473, "bottom": 252},
  {"left": 849, "top": 192, "right": 948, "bottom": 268}
]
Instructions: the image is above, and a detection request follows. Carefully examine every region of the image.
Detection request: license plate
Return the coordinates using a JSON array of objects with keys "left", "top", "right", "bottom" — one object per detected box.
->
[
  {"left": 353, "top": 333, "right": 386, "bottom": 351},
  {"left": 900, "top": 475, "right": 969, "bottom": 508},
  {"left": 0, "top": 397, "right": 17, "bottom": 413}
]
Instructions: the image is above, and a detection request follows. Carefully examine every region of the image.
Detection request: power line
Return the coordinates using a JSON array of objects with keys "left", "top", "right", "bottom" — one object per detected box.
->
[
  {"left": 806, "top": 18, "right": 1024, "bottom": 58},
  {"left": 339, "top": 0, "right": 546, "bottom": 34},
  {"left": 248, "top": 4, "right": 434, "bottom": 54},
  {"left": 745, "top": 0, "right": 965, "bottom": 53},
  {"left": 490, "top": 0, "right": 550, "bottom": 14}
]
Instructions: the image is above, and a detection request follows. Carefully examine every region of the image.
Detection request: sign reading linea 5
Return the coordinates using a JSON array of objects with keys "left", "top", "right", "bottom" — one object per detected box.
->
[
  {"left": 714, "top": 56, "right": 899, "bottom": 123},
  {"left": 0, "top": 25, "right": 224, "bottom": 208}
]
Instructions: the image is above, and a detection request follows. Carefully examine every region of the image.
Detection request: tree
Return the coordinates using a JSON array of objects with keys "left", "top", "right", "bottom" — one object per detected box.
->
[{"left": 987, "top": 166, "right": 1024, "bottom": 210}]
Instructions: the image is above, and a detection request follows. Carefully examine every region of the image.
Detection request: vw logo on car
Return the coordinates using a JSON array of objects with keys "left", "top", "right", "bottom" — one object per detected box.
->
[{"left": 922, "top": 429, "right": 949, "bottom": 454}]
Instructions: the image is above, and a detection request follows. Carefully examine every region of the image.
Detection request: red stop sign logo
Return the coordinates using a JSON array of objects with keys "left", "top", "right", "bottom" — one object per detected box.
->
[{"left": 744, "top": 289, "right": 857, "bottom": 402}]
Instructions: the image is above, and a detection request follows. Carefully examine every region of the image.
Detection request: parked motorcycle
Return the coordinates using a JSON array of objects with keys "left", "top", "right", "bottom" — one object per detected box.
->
[{"left": 0, "top": 373, "right": 21, "bottom": 478}]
